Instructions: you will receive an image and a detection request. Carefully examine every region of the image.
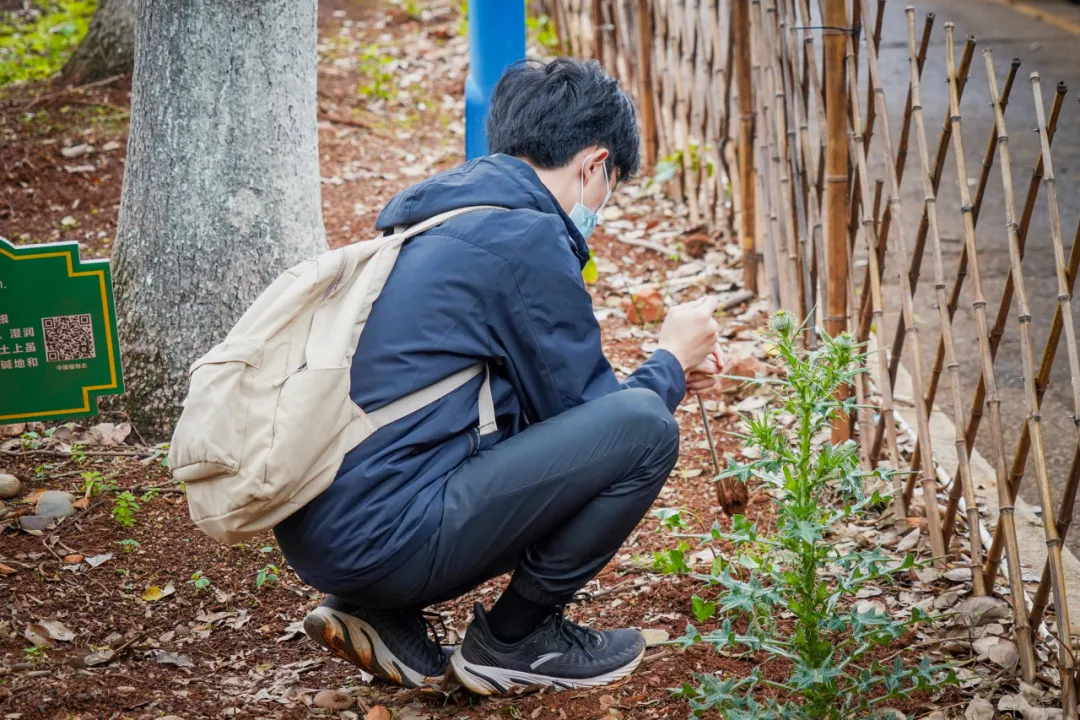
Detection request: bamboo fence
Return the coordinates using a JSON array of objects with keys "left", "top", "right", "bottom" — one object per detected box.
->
[{"left": 540, "top": 0, "right": 1080, "bottom": 706}]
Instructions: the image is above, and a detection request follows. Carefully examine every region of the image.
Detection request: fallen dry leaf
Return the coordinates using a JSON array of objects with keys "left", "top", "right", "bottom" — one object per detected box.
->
[
  {"left": 63, "top": 554, "right": 84, "bottom": 563},
  {"left": 366, "top": 707, "right": 392, "bottom": 720},
  {"left": 0, "top": 562, "right": 16, "bottom": 575},
  {"left": 92, "top": 421, "right": 132, "bottom": 445},
  {"left": 153, "top": 650, "right": 193, "bottom": 667},
  {"left": 142, "top": 583, "right": 176, "bottom": 602},
  {"left": 36, "top": 619, "right": 76, "bottom": 642},
  {"left": 964, "top": 696, "right": 995, "bottom": 720},
  {"left": 21, "top": 488, "right": 46, "bottom": 505},
  {"left": 642, "top": 628, "right": 669, "bottom": 646},
  {"left": 85, "top": 553, "right": 112, "bottom": 568}
]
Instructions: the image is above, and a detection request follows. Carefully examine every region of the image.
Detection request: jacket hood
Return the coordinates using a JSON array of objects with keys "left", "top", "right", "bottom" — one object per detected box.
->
[{"left": 375, "top": 154, "right": 591, "bottom": 267}]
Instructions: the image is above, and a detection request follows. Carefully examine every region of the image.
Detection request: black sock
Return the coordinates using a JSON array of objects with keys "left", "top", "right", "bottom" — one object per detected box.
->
[{"left": 486, "top": 585, "right": 555, "bottom": 644}]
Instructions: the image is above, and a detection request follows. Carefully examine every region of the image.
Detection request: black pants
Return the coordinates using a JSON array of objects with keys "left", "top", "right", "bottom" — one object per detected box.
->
[{"left": 340, "top": 388, "right": 680, "bottom": 610}]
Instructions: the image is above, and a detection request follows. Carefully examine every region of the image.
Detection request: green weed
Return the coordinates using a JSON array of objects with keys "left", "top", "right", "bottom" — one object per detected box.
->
[
  {"left": 188, "top": 570, "right": 211, "bottom": 593},
  {"left": 80, "top": 470, "right": 114, "bottom": 496},
  {"left": 116, "top": 539, "right": 140, "bottom": 554},
  {"left": 0, "top": 0, "right": 97, "bottom": 86},
  {"left": 111, "top": 491, "right": 139, "bottom": 528},
  {"left": 23, "top": 643, "right": 48, "bottom": 667},
  {"left": 255, "top": 564, "right": 280, "bottom": 589},
  {"left": 358, "top": 44, "right": 395, "bottom": 100}
]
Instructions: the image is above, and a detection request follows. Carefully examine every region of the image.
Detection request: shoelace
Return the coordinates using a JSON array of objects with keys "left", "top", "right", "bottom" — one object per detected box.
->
[
  {"left": 421, "top": 610, "right": 450, "bottom": 647},
  {"left": 548, "top": 608, "right": 601, "bottom": 659}
]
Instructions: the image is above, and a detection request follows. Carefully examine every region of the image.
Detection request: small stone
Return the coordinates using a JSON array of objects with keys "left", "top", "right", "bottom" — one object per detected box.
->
[
  {"left": 63, "top": 554, "right": 84, "bottom": 564},
  {"left": 0, "top": 473, "right": 20, "bottom": 499},
  {"left": 35, "top": 490, "right": 75, "bottom": 518},
  {"left": 18, "top": 515, "right": 56, "bottom": 532},
  {"left": 313, "top": 689, "right": 354, "bottom": 711}
]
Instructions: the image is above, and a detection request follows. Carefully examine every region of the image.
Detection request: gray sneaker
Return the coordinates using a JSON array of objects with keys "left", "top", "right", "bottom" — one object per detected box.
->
[
  {"left": 303, "top": 597, "right": 452, "bottom": 690},
  {"left": 451, "top": 602, "right": 645, "bottom": 695}
]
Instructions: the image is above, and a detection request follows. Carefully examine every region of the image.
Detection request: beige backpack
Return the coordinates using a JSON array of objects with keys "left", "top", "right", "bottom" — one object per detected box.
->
[{"left": 168, "top": 206, "right": 500, "bottom": 544}]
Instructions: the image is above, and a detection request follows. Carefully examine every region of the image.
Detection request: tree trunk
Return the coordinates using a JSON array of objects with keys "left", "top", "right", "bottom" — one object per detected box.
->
[
  {"left": 113, "top": 0, "right": 327, "bottom": 440},
  {"left": 61, "top": 0, "right": 136, "bottom": 84}
]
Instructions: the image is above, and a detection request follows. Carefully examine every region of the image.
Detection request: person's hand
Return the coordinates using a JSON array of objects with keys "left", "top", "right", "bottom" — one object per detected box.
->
[
  {"left": 686, "top": 345, "right": 725, "bottom": 395},
  {"left": 658, "top": 295, "right": 719, "bottom": 371}
]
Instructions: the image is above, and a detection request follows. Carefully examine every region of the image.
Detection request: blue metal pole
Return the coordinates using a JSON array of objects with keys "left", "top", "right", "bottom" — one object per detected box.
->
[{"left": 465, "top": 0, "right": 526, "bottom": 160}]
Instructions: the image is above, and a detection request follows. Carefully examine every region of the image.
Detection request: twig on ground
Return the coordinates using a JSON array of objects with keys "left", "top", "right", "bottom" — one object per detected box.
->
[
  {"left": 718, "top": 289, "right": 755, "bottom": 310},
  {"left": 23, "top": 74, "right": 126, "bottom": 109},
  {"left": 573, "top": 578, "right": 652, "bottom": 603},
  {"left": 614, "top": 235, "right": 681, "bottom": 258},
  {"left": 698, "top": 395, "right": 722, "bottom": 476},
  {"left": 1, "top": 449, "right": 147, "bottom": 458}
]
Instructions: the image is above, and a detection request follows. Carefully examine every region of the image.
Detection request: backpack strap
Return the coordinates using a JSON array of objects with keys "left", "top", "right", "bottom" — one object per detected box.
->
[
  {"left": 367, "top": 205, "right": 506, "bottom": 439},
  {"left": 393, "top": 204, "right": 506, "bottom": 241},
  {"left": 367, "top": 362, "right": 497, "bottom": 437}
]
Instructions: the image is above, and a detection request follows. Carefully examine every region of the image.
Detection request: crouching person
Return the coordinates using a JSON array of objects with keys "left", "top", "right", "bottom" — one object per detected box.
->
[{"left": 274, "top": 57, "right": 722, "bottom": 695}]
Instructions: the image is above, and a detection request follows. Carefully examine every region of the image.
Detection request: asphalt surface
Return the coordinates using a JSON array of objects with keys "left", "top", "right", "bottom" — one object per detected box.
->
[{"left": 859, "top": 0, "right": 1080, "bottom": 554}]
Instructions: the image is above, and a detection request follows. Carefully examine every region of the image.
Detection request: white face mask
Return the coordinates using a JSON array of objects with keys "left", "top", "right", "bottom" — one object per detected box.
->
[{"left": 567, "top": 154, "right": 612, "bottom": 240}]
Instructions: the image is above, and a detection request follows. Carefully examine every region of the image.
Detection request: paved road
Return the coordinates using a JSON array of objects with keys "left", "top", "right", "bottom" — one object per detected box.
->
[{"left": 863, "top": 0, "right": 1080, "bottom": 554}]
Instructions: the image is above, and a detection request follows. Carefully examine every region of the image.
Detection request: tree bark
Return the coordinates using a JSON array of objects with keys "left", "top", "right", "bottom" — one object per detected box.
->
[
  {"left": 61, "top": 0, "right": 136, "bottom": 85},
  {"left": 113, "top": 0, "right": 327, "bottom": 440}
]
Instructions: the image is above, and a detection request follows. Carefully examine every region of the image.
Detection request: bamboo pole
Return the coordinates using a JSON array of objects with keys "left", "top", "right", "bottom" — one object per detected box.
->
[
  {"left": 853, "top": 0, "right": 944, "bottom": 562},
  {"left": 1017, "top": 76, "right": 1080, "bottom": 673},
  {"left": 981, "top": 85, "right": 1069, "bottom": 591},
  {"left": 939, "top": 25, "right": 1044, "bottom": 681},
  {"left": 1031, "top": 72, "right": 1080, "bottom": 463},
  {"left": 922, "top": 59, "right": 1022, "bottom": 512},
  {"left": 758, "top": 0, "right": 801, "bottom": 317},
  {"left": 942, "top": 78, "right": 1062, "bottom": 557},
  {"left": 734, "top": 0, "right": 757, "bottom": 294},
  {"left": 866, "top": 36, "right": 977, "bottom": 462},
  {"left": 1028, "top": 440, "right": 1080, "bottom": 630},
  {"left": 636, "top": 0, "right": 658, "bottom": 171},
  {"left": 903, "top": 8, "right": 984, "bottom": 591},
  {"left": 778, "top": 0, "right": 816, "bottom": 347},
  {"left": 984, "top": 45, "right": 1070, "bottom": 694},
  {"left": 752, "top": 2, "right": 783, "bottom": 309},
  {"left": 823, "top": 0, "right": 848, "bottom": 441},
  {"left": 935, "top": 25, "right": 1041, "bottom": 682},
  {"left": 591, "top": 0, "right": 605, "bottom": 65},
  {"left": 854, "top": 20, "right": 943, "bottom": 353}
]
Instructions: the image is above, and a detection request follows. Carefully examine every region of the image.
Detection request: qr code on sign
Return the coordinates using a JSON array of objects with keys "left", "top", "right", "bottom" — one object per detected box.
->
[{"left": 43, "top": 314, "right": 96, "bottom": 363}]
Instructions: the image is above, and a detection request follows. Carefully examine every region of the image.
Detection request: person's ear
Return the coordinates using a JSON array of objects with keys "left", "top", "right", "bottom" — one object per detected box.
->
[{"left": 584, "top": 147, "right": 610, "bottom": 186}]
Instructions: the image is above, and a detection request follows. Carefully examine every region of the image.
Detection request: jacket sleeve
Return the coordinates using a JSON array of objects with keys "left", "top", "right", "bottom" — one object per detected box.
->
[{"left": 488, "top": 215, "right": 686, "bottom": 424}]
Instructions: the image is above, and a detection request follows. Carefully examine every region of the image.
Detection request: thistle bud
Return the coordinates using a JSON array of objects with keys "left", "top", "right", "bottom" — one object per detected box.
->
[{"left": 769, "top": 311, "right": 793, "bottom": 336}]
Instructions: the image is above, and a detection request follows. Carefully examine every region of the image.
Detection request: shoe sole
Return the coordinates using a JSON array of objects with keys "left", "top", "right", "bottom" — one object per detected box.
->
[
  {"left": 303, "top": 607, "right": 447, "bottom": 690},
  {"left": 450, "top": 646, "right": 645, "bottom": 695}
]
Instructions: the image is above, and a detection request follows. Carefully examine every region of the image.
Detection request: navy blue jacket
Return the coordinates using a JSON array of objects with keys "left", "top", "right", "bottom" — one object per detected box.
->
[{"left": 275, "top": 154, "right": 686, "bottom": 594}]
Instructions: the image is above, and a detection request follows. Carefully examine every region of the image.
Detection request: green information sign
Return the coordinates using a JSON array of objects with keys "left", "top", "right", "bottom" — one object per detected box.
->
[{"left": 0, "top": 236, "right": 124, "bottom": 423}]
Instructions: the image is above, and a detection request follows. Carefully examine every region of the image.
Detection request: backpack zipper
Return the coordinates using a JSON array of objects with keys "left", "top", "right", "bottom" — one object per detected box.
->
[
  {"left": 322, "top": 253, "right": 347, "bottom": 301},
  {"left": 271, "top": 362, "right": 307, "bottom": 388}
]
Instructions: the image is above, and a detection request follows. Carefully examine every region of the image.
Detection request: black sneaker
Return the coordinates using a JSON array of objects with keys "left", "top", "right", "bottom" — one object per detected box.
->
[
  {"left": 303, "top": 596, "right": 452, "bottom": 690},
  {"left": 451, "top": 602, "right": 645, "bottom": 695}
]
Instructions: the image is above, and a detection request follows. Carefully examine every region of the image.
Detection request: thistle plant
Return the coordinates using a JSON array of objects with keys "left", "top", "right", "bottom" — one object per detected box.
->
[{"left": 662, "top": 312, "right": 955, "bottom": 719}]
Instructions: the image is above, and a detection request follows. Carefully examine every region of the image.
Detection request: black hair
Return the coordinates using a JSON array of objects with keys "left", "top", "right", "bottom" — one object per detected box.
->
[{"left": 486, "top": 57, "right": 641, "bottom": 183}]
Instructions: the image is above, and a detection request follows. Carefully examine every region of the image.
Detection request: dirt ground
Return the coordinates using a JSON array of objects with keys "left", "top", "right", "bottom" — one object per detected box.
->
[{"left": 0, "top": 1, "right": 1019, "bottom": 718}]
